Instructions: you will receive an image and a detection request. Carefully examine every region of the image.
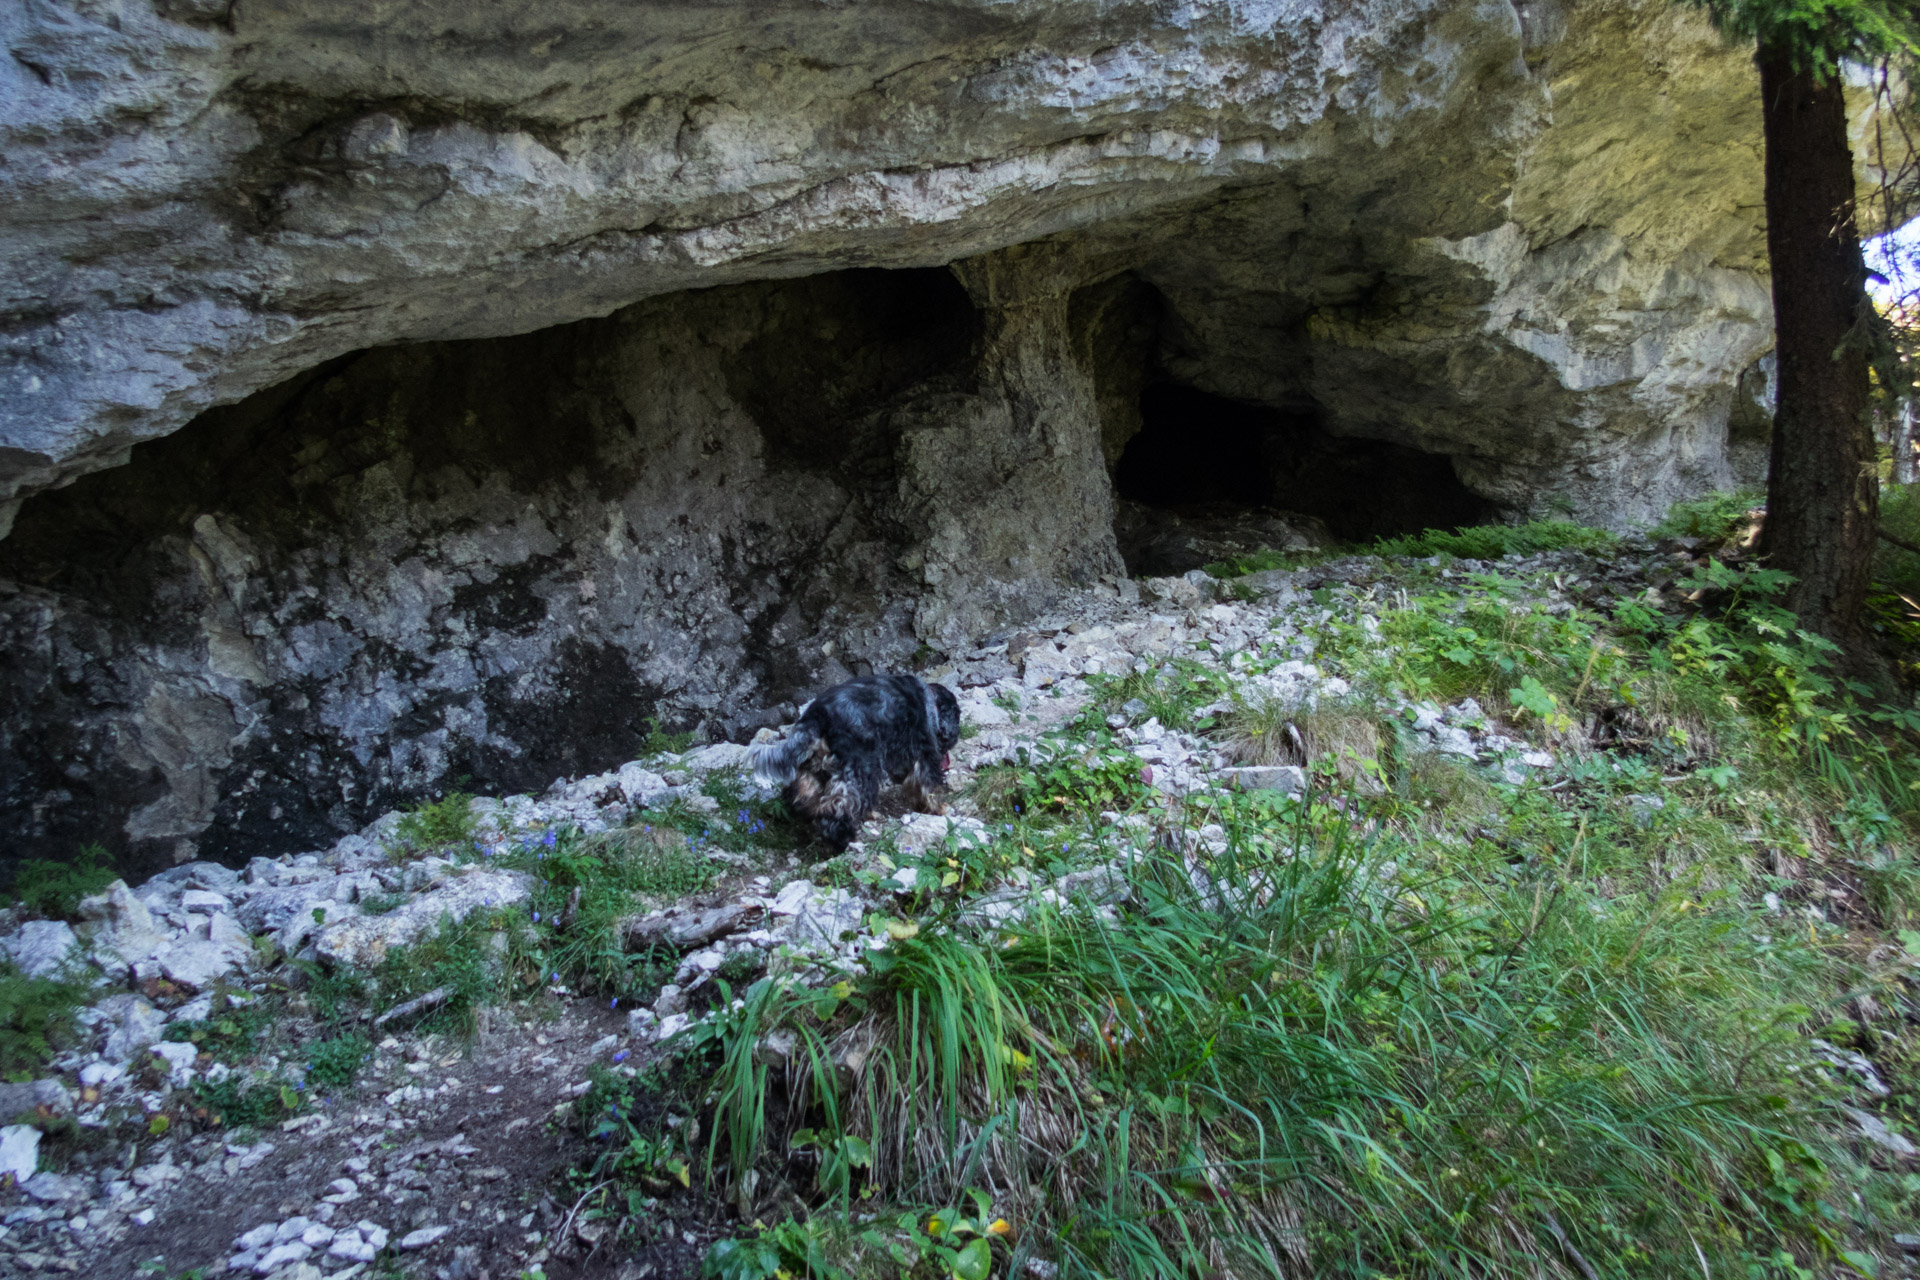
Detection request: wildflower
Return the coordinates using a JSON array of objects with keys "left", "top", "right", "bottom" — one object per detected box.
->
[
  {"left": 610, "top": 997, "right": 619, "bottom": 1009},
  {"left": 612, "top": 1049, "right": 630, "bottom": 1064},
  {"left": 551, "top": 972, "right": 561, "bottom": 982},
  {"left": 531, "top": 911, "right": 540, "bottom": 923},
  {"left": 544, "top": 830, "right": 557, "bottom": 847}
]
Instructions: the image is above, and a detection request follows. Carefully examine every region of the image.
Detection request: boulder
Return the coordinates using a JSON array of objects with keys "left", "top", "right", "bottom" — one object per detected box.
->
[
  {"left": 314, "top": 869, "right": 533, "bottom": 968},
  {"left": 93, "top": 993, "right": 167, "bottom": 1064},
  {"left": 0, "top": 921, "right": 80, "bottom": 979},
  {"left": 0, "top": 1125, "right": 38, "bottom": 1183},
  {"left": 76, "top": 881, "right": 163, "bottom": 969},
  {"left": 155, "top": 938, "right": 243, "bottom": 991},
  {"left": 1219, "top": 766, "right": 1308, "bottom": 796},
  {"left": 0, "top": 1080, "right": 70, "bottom": 1122}
]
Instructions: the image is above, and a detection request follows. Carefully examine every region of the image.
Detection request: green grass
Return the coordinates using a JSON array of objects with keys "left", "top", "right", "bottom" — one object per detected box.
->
[
  {"left": 1372, "top": 520, "right": 1620, "bottom": 559},
  {"left": 687, "top": 783, "right": 1866, "bottom": 1279},
  {"left": 663, "top": 542, "right": 1920, "bottom": 1280},
  {"left": 10, "top": 844, "right": 118, "bottom": 920}
]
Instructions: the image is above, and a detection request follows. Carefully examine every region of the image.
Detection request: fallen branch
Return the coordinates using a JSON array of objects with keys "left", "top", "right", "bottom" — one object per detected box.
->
[
  {"left": 374, "top": 985, "right": 452, "bottom": 1029},
  {"left": 1541, "top": 1213, "right": 1600, "bottom": 1280},
  {"left": 1879, "top": 526, "right": 1920, "bottom": 557}
]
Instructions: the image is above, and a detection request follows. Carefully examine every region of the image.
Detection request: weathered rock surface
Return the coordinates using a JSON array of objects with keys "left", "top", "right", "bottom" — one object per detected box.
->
[
  {"left": 313, "top": 868, "right": 533, "bottom": 967},
  {"left": 0, "top": 0, "right": 1789, "bottom": 872}
]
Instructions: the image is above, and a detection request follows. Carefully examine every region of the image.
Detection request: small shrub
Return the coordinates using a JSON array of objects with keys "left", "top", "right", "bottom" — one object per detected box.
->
[
  {"left": 303, "top": 1033, "right": 371, "bottom": 1091},
  {"left": 1005, "top": 741, "right": 1157, "bottom": 822},
  {"left": 0, "top": 962, "right": 90, "bottom": 1078},
  {"left": 1652, "top": 487, "right": 1766, "bottom": 544},
  {"left": 191, "top": 1074, "right": 301, "bottom": 1131},
  {"left": 1373, "top": 520, "right": 1619, "bottom": 559},
  {"left": 11, "top": 844, "right": 117, "bottom": 920},
  {"left": 1082, "top": 660, "right": 1228, "bottom": 734},
  {"left": 164, "top": 991, "right": 278, "bottom": 1062},
  {"left": 388, "top": 792, "right": 478, "bottom": 858},
  {"left": 365, "top": 911, "right": 529, "bottom": 1036}
]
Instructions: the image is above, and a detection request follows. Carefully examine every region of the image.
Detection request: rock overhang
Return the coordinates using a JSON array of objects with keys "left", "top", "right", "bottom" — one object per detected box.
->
[{"left": 3, "top": 0, "right": 1772, "bottom": 533}]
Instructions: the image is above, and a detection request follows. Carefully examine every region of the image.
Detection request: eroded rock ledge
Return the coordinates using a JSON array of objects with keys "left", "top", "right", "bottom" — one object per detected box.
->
[{"left": 7, "top": 0, "right": 1770, "bottom": 528}]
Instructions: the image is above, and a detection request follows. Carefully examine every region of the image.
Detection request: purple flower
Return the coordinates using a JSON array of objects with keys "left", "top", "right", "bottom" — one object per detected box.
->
[
  {"left": 612, "top": 1050, "right": 630, "bottom": 1064},
  {"left": 551, "top": 972, "right": 561, "bottom": 982},
  {"left": 531, "top": 911, "right": 541, "bottom": 923},
  {"left": 543, "top": 830, "right": 557, "bottom": 848},
  {"left": 610, "top": 998, "right": 619, "bottom": 1009}
]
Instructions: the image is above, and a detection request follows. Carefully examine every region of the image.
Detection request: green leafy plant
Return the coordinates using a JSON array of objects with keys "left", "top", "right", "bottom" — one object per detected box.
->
[
  {"left": 388, "top": 792, "right": 478, "bottom": 859},
  {"left": 1202, "top": 545, "right": 1301, "bottom": 578},
  {"left": 303, "top": 1033, "right": 371, "bottom": 1091},
  {"left": 641, "top": 716, "right": 695, "bottom": 757},
  {"left": 1652, "top": 487, "right": 1767, "bottom": 544},
  {"left": 0, "top": 961, "right": 90, "bottom": 1078},
  {"left": 1373, "top": 520, "right": 1619, "bottom": 559},
  {"left": 190, "top": 1072, "right": 304, "bottom": 1131},
  {"left": 703, "top": 1218, "right": 852, "bottom": 1280},
  {"left": 11, "top": 844, "right": 118, "bottom": 921}
]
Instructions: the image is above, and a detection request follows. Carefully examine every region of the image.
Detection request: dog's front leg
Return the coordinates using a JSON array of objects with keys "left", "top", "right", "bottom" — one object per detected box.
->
[{"left": 907, "top": 761, "right": 947, "bottom": 816}]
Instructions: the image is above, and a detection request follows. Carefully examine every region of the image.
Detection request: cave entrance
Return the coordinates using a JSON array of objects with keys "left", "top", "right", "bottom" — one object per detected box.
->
[{"left": 1111, "top": 383, "right": 1490, "bottom": 574}]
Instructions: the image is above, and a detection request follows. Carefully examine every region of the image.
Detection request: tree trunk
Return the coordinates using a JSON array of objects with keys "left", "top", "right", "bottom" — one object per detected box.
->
[{"left": 1755, "top": 41, "right": 1880, "bottom": 664}]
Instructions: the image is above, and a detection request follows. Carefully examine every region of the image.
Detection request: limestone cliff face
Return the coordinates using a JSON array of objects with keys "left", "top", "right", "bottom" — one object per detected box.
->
[{"left": 0, "top": 0, "right": 1778, "bottom": 872}]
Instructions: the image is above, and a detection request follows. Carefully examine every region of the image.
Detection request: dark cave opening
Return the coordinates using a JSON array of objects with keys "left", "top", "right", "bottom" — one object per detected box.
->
[{"left": 1111, "top": 383, "right": 1491, "bottom": 572}]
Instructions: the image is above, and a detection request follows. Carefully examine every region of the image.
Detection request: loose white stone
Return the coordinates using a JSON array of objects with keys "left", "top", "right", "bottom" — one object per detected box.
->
[
  {"left": 0, "top": 1126, "right": 39, "bottom": 1183},
  {"left": 398, "top": 1224, "right": 451, "bottom": 1250}
]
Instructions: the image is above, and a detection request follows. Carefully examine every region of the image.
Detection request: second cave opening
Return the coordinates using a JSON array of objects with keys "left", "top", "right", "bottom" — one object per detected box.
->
[{"left": 1111, "top": 383, "right": 1491, "bottom": 574}]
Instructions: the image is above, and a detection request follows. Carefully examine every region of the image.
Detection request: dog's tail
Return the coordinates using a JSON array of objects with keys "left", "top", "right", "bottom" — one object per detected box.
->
[{"left": 749, "top": 723, "right": 819, "bottom": 789}]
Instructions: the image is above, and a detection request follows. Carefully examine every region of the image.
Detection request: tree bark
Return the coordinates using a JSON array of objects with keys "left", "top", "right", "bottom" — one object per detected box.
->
[{"left": 1755, "top": 41, "right": 1881, "bottom": 664}]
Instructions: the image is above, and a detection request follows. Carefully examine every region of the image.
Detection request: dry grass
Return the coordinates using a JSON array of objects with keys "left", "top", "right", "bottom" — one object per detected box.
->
[{"left": 1228, "top": 695, "right": 1383, "bottom": 783}]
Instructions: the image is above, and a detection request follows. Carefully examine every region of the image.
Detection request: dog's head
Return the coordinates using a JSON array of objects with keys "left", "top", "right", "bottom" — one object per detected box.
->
[{"left": 930, "top": 682, "right": 962, "bottom": 753}]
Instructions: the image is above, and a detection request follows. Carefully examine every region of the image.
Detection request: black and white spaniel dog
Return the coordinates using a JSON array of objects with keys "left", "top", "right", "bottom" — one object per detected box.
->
[{"left": 750, "top": 674, "right": 962, "bottom": 851}]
